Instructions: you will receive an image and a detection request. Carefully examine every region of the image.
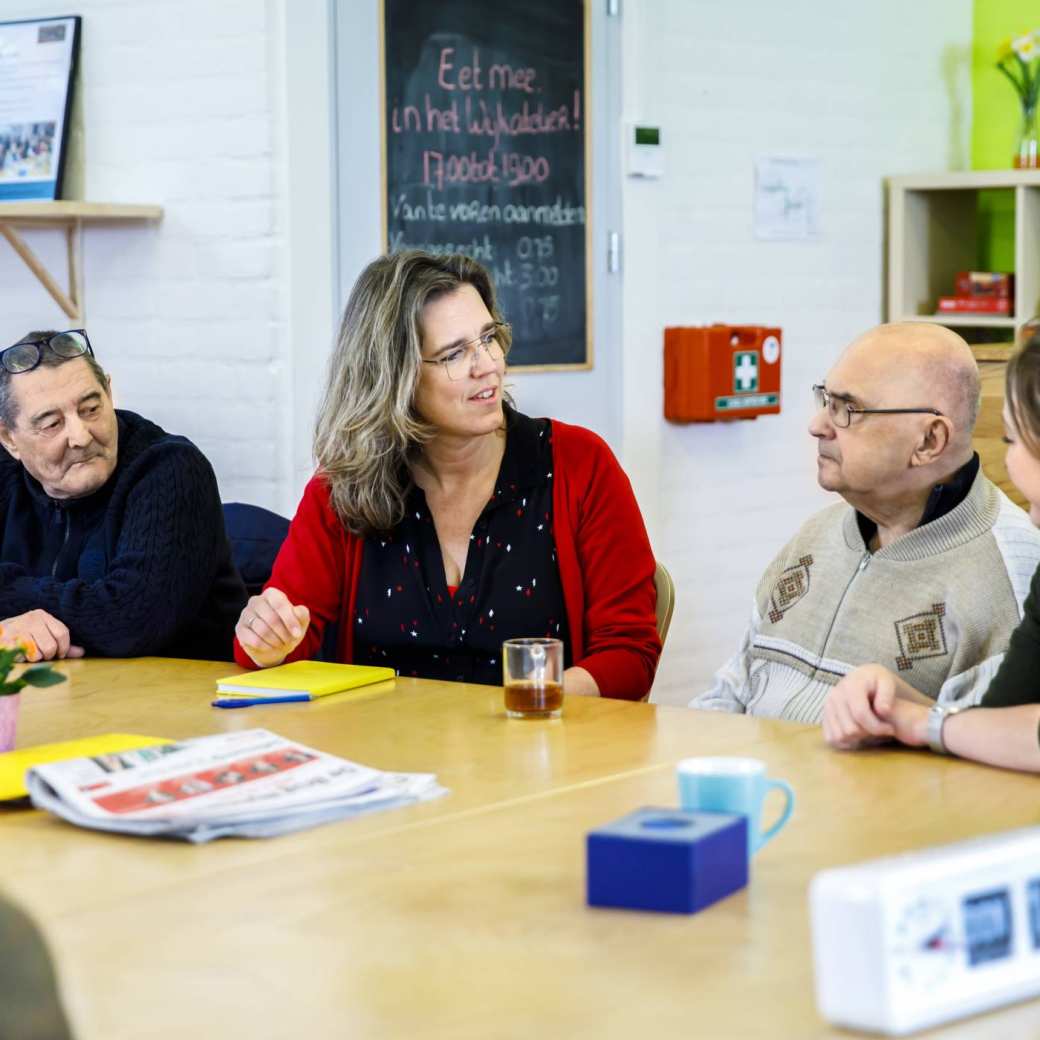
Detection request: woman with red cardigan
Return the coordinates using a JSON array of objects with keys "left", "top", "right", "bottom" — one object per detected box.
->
[{"left": 234, "top": 251, "right": 661, "bottom": 700}]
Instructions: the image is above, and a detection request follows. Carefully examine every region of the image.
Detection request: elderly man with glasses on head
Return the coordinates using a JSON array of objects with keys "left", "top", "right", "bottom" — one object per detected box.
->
[
  {"left": 0, "top": 329, "right": 245, "bottom": 661},
  {"left": 690, "top": 322, "right": 1040, "bottom": 723}
]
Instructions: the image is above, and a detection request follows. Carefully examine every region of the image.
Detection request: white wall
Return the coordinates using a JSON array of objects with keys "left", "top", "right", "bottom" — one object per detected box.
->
[{"left": 621, "top": 0, "right": 974, "bottom": 704}]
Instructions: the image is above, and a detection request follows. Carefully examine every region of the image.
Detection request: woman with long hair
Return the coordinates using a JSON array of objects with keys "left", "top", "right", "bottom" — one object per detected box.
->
[{"left": 233, "top": 251, "right": 661, "bottom": 699}]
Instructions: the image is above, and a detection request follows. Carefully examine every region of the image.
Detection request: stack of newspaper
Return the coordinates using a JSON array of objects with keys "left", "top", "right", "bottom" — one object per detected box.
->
[{"left": 25, "top": 728, "right": 446, "bottom": 843}]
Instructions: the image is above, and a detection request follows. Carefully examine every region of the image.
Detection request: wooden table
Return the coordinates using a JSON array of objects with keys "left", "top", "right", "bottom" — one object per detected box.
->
[{"left": 2, "top": 659, "right": 1039, "bottom": 1039}]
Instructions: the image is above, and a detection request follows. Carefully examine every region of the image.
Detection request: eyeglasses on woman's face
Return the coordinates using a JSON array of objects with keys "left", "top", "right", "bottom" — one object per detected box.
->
[
  {"left": 421, "top": 323, "right": 509, "bottom": 381},
  {"left": 811, "top": 383, "right": 943, "bottom": 429}
]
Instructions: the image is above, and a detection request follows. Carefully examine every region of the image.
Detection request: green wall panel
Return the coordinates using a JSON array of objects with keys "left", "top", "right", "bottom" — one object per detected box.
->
[{"left": 972, "top": 0, "right": 1037, "bottom": 276}]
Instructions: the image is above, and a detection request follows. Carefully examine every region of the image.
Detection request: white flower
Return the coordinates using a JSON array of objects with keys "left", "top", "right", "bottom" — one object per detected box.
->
[{"left": 1012, "top": 32, "right": 1038, "bottom": 61}]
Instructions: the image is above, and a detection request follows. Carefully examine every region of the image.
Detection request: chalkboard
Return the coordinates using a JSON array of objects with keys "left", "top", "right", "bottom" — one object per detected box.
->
[{"left": 382, "top": 0, "right": 589, "bottom": 370}]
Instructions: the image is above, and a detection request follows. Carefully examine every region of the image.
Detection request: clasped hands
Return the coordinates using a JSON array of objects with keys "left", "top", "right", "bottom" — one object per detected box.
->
[{"left": 822, "top": 663, "right": 931, "bottom": 750}]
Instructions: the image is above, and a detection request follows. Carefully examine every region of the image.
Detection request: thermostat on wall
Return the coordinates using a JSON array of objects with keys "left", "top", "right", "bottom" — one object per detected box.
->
[{"left": 626, "top": 124, "right": 663, "bottom": 178}]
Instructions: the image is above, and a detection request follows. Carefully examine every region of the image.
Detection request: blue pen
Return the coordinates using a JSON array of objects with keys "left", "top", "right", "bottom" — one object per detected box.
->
[{"left": 211, "top": 695, "right": 312, "bottom": 709}]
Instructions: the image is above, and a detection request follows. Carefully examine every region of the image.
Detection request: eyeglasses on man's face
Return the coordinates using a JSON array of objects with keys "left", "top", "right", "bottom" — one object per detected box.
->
[
  {"left": 0, "top": 330, "right": 93, "bottom": 375},
  {"left": 811, "top": 384, "right": 943, "bottom": 429},
  {"left": 421, "top": 322, "right": 509, "bottom": 381}
]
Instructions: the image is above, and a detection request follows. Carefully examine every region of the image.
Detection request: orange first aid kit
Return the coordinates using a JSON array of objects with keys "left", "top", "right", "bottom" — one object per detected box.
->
[{"left": 664, "top": 325, "right": 782, "bottom": 422}]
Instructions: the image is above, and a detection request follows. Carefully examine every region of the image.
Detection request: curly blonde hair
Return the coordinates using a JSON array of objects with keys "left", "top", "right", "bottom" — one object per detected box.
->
[{"left": 314, "top": 250, "right": 512, "bottom": 534}]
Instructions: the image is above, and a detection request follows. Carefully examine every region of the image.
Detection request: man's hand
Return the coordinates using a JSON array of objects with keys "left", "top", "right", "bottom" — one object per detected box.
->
[
  {"left": 822, "top": 664, "right": 901, "bottom": 750},
  {"left": 0, "top": 610, "right": 84, "bottom": 661},
  {"left": 236, "top": 588, "right": 311, "bottom": 668}
]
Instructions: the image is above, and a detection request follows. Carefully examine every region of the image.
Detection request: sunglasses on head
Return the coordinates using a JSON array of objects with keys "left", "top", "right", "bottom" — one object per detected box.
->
[{"left": 0, "top": 330, "right": 94, "bottom": 375}]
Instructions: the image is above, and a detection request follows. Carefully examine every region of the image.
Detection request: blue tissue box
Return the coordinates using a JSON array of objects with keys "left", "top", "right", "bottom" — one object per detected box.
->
[{"left": 586, "top": 806, "right": 748, "bottom": 914}]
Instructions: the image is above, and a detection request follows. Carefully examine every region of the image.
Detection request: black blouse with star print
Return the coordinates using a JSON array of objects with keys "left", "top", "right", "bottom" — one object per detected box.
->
[{"left": 352, "top": 407, "right": 569, "bottom": 685}]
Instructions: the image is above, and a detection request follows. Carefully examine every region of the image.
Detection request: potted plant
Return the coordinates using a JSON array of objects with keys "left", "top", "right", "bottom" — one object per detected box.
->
[
  {"left": 997, "top": 30, "right": 1040, "bottom": 168},
  {"left": 0, "top": 639, "right": 67, "bottom": 753}
]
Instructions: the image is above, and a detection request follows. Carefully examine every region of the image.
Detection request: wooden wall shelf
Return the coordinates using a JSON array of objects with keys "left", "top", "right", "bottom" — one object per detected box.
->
[
  {"left": 0, "top": 201, "right": 163, "bottom": 322},
  {"left": 886, "top": 170, "right": 1040, "bottom": 342}
]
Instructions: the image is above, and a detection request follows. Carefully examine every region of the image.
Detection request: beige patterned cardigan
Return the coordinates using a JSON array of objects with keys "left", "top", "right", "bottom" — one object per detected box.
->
[{"left": 691, "top": 473, "right": 1040, "bottom": 723}]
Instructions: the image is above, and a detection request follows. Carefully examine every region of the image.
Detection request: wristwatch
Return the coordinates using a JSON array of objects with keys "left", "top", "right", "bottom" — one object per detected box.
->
[{"left": 926, "top": 701, "right": 966, "bottom": 755}]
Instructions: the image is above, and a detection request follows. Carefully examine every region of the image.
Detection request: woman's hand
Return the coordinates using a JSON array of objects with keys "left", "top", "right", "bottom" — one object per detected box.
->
[
  {"left": 822, "top": 664, "right": 900, "bottom": 749},
  {"left": 236, "top": 587, "right": 311, "bottom": 668},
  {"left": 563, "top": 666, "right": 600, "bottom": 697},
  {"left": 823, "top": 663, "right": 932, "bottom": 749},
  {"left": 875, "top": 697, "right": 930, "bottom": 748}
]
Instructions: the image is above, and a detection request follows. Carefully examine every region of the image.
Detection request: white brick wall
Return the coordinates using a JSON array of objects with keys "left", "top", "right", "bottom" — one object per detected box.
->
[
  {"left": 0, "top": 0, "right": 287, "bottom": 509},
  {"left": 620, "top": 0, "right": 974, "bottom": 705}
]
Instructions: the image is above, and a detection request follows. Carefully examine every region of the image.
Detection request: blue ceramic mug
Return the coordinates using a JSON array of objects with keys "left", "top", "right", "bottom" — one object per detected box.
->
[{"left": 677, "top": 756, "right": 794, "bottom": 856}]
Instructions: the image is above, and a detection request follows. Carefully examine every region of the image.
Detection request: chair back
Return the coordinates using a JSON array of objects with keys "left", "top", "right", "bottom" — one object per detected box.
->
[
  {"left": 222, "top": 502, "right": 290, "bottom": 598},
  {"left": 0, "top": 893, "right": 73, "bottom": 1039},
  {"left": 653, "top": 561, "right": 676, "bottom": 645},
  {"left": 641, "top": 561, "right": 676, "bottom": 704}
]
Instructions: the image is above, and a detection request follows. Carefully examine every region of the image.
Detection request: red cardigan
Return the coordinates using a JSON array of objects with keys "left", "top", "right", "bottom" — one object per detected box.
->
[{"left": 234, "top": 420, "right": 662, "bottom": 699}]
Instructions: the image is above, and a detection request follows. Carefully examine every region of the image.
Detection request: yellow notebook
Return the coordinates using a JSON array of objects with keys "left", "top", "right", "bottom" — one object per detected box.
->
[
  {"left": 213, "top": 661, "right": 396, "bottom": 703},
  {"left": 0, "top": 733, "right": 172, "bottom": 801}
]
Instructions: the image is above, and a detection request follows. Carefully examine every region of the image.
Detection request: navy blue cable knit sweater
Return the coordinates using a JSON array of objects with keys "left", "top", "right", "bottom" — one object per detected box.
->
[{"left": 0, "top": 409, "right": 246, "bottom": 660}]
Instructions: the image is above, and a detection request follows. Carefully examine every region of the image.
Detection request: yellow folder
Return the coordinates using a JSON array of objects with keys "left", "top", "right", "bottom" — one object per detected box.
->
[
  {"left": 214, "top": 661, "right": 396, "bottom": 700},
  {"left": 0, "top": 733, "right": 172, "bottom": 801}
]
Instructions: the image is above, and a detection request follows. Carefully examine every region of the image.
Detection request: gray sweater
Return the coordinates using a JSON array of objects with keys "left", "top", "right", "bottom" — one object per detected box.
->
[{"left": 691, "top": 472, "right": 1040, "bottom": 723}]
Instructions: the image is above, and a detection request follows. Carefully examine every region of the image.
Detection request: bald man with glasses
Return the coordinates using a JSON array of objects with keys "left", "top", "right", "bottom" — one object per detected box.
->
[
  {"left": 690, "top": 322, "right": 1040, "bottom": 722},
  {"left": 0, "top": 329, "right": 245, "bottom": 661}
]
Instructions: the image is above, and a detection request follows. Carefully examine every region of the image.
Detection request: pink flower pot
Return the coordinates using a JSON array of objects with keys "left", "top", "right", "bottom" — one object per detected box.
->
[{"left": 0, "top": 694, "right": 19, "bottom": 753}]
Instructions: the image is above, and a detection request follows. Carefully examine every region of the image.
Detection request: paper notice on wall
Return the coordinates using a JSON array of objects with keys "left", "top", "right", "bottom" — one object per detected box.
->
[{"left": 753, "top": 156, "right": 821, "bottom": 240}]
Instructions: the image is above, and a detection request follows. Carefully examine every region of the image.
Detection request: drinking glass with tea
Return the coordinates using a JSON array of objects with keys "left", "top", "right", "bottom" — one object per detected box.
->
[{"left": 502, "top": 637, "right": 563, "bottom": 719}]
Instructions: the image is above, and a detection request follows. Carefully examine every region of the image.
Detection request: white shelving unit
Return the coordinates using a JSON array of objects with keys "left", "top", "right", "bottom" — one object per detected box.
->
[{"left": 886, "top": 170, "right": 1040, "bottom": 339}]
